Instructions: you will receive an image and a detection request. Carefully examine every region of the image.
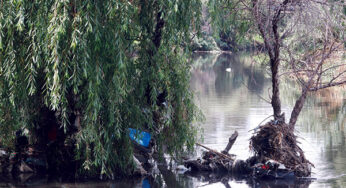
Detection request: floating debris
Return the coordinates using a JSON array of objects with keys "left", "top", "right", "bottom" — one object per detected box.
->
[
  {"left": 250, "top": 121, "right": 313, "bottom": 177},
  {"left": 184, "top": 125, "right": 313, "bottom": 179},
  {"left": 184, "top": 131, "right": 240, "bottom": 173}
]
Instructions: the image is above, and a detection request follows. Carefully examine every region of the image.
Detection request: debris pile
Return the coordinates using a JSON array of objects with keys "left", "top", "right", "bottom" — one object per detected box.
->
[
  {"left": 0, "top": 146, "right": 47, "bottom": 175},
  {"left": 250, "top": 121, "right": 314, "bottom": 177},
  {"left": 0, "top": 131, "right": 48, "bottom": 175},
  {"left": 184, "top": 126, "right": 313, "bottom": 179},
  {"left": 0, "top": 149, "right": 9, "bottom": 174},
  {"left": 184, "top": 150, "right": 235, "bottom": 172},
  {"left": 184, "top": 131, "right": 242, "bottom": 173}
]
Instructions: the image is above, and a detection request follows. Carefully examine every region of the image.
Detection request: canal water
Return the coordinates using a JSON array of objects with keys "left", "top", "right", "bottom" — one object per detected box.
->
[
  {"left": 188, "top": 52, "right": 346, "bottom": 188},
  {"left": 1, "top": 52, "right": 345, "bottom": 187}
]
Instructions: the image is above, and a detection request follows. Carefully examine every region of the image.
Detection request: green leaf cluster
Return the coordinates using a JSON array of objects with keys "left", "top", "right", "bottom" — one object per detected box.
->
[
  {"left": 0, "top": 0, "right": 202, "bottom": 178},
  {"left": 208, "top": 0, "right": 253, "bottom": 50}
]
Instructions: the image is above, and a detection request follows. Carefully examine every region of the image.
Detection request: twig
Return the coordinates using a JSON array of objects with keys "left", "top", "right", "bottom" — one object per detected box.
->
[
  {"left": 196, "top": 143, "right": 235, "bottom": 161},
  {"left": 248, "top": 115, "right": 273, "bottom": 132}
]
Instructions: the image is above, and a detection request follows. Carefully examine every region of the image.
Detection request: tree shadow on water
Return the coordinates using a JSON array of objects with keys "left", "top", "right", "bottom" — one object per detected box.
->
[{"left": 213, "top": 53, "right": 268, "bottom": 97}]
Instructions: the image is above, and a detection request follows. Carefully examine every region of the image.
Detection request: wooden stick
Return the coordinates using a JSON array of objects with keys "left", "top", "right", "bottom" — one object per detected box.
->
[
  {"left": 196, "top": 143, "right": 234, "bottom": 161},
  {"left": 222, "top": 131, "right": 238, "bottom": 154}
]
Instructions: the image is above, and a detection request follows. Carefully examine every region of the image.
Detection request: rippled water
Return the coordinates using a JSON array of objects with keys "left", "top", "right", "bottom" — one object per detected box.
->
[{"left": 1, "top": 52, "right": 345, "bottom": 187}]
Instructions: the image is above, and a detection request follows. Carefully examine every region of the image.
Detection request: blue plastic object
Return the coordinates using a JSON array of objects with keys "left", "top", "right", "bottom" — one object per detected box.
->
[
  {"left": 142, "top": 178, "right": 151, "bottom": 188},
  {"left": 128, "top": 128, "right": 151, "bottom": 148}
]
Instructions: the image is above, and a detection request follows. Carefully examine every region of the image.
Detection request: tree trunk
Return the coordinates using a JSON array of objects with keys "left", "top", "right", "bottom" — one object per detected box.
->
[
  {"left": 152, "top": 11, "right": 164, "bottom": 49},
  {"left": 289, "top": 88, "right": 308, "bottom": 129},
  {"left": 270, "top": 58, "right": 282, "bottom": 120},
  {"left": 252, "top": 0, "right": 284, "bottom": 122}
]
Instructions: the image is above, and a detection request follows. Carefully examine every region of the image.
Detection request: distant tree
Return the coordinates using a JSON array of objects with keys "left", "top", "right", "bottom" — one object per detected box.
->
[
  {"left": 0, "top": 0, "right": 202, "bottom": 178},
  {"left": 208, "top": 0, "right": 253, "bottom": 50}
]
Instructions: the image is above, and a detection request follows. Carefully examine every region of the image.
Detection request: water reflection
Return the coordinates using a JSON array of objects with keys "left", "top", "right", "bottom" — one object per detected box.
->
[
  {"left": 190, "top": 52, "right": 345, "bottom": 188},
  {"left": 0, "top": 173, "right": 314, "bottom": 188},
  {"left": 191, "top": 53, "right": 268, "bottom": 98},
  {"left": 185, "top": 171, "right": 313, "bottom": 188}
]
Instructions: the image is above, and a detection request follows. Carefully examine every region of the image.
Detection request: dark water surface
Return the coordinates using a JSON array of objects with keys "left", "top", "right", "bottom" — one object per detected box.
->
[{"left": 1, "top": 52, "right": 345, "bottom": 187}]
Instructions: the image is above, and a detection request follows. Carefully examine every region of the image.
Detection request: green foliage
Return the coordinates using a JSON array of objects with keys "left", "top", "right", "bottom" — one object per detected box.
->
[
  {"left": 191, "top": 33, "right": 220, "bottom": 51},
  {"left": 208, "top": 0, "right": 253, "bottom": 50},
  {"left": 0, "top": 0, "right": 202, "bottom": 178}
]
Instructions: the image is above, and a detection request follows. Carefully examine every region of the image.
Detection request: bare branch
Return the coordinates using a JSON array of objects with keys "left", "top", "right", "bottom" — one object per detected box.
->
[{"left": 309, "top": 80, "right": 346, "bottom": 91}]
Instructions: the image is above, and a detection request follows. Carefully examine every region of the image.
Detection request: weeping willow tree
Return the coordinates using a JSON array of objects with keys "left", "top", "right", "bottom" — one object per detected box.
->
[{"left": 0, "top": 0, "right": 202, "bottom": 178}]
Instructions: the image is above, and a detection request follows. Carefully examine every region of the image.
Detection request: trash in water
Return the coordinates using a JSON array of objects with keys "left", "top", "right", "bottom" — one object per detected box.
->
[{"left": 129, "top": 128, "right": 151, "bottom": 148}]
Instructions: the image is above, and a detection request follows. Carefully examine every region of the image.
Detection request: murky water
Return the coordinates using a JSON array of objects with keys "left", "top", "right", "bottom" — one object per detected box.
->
[{"left": 1, "top": 52, "right": 345, "bottom": 187}]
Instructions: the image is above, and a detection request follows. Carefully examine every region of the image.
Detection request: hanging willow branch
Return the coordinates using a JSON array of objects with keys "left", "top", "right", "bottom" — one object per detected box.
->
[{"left": 0, "top": 0, "right": 202, "bottom": 178}]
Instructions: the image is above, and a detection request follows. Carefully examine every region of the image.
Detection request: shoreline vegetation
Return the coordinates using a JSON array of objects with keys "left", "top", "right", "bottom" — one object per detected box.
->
[
  {"left": 0, "top": 0, "right": 344, "bottom": 184},
  {"left": 0, "top": 0, "right": 203, "bottom": 180}
]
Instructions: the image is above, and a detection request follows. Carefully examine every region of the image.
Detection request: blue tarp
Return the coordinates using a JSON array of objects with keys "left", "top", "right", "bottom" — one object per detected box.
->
[{"left": 128, "top": 128, "right": 151, "bottom": 148}]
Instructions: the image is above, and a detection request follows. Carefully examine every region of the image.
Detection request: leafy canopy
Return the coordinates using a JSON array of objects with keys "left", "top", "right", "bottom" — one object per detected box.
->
[{"left": 0, "top": 0, "right": 202, "bottom": 177}]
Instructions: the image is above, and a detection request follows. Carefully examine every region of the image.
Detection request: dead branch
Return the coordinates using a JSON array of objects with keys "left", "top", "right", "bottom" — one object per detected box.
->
[
  {"left": 222, "top": 131, "right": 238, "bottom": 154},
  {"left": 196, "top": 143, "right": 235, "bottom": 161},
  {"left": 309, "top": 80, "right": 346, "bottom": 91}
]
